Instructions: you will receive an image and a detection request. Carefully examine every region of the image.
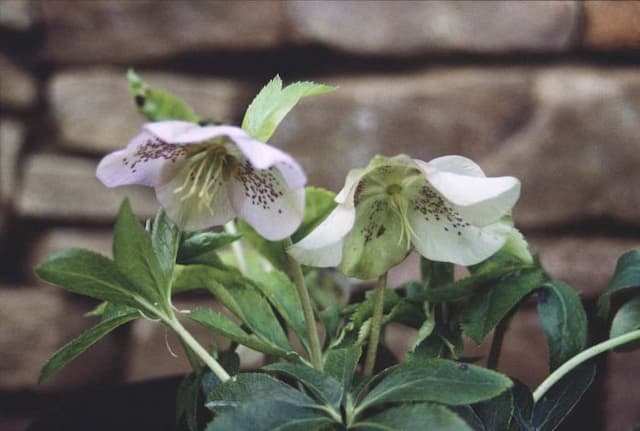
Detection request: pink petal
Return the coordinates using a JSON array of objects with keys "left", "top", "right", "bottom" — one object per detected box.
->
[{"left": 145, "top": 122, "right": 247, "bottom": 145}]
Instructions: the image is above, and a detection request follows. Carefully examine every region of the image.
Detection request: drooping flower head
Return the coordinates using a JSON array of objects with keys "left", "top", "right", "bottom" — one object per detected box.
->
[
  {"left": 97, "top": 121, "right": 306, "bottom": 240},
  {"left": 288, "top": 154, "right": 520, "bottom": 279}
]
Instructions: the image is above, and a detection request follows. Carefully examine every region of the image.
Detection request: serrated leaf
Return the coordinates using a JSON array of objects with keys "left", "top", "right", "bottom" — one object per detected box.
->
[
  {"left": 324, "top": 347, "right": 361, "bottom": 396},
  {"left": 536, "top": 282, "right": 587, "bottom": 370},
  {"left": 264, "top": 363, "right": 343, "bottom": 410},
  {"left": 532, "top": 364, "right": 595, "bottom": 431},
  {"left": 353, "top": 403, "right": 472, "bottom": 431},
  {"left": 36, "top": 248, "right": 139, "bottom": 307},
  {"left": 357, "top": 359, "right": 512, "bottom": 413},
  {"left": 127, "top": 69, "right": 200, "bottom": 122},
  {"left": 598, "top": 249, "right": 640, "bottom": 317},
  {"left": 177, "top": 231, "right": 241, "bottom": 264},
  {"left": 242, "top": 75, "right": 334, "bottom": 142},
  {"left": 609, "top": 295, "right": 640, "bottom": 351},
  {"left": 113, "top": 199, "right": 165, "bottom": 303},
  {"left": 420, "top": 257, "right": 454, "bottom": 288},
  {"left": 151, "top": 209, "right": 179, "bottom": 298},
  {"left": 460, "top": 269, "right": 546, "bottom": 344},
  {"left": 39, "top": 311, "right": 138, "bottom": 383}
]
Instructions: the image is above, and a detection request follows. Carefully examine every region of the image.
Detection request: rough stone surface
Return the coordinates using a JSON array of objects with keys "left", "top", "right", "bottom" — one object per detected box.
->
[
  {"left": 49, "top": 69, "right": 253, "bottom": 154},
  {"left": 41, "top": 0, "right": 284, "bottom": 63},
  {"left": 0, "top": 53, "right": 37, "bottom": 108},
  {"left": 483, "top": 68, "right": 640, "bottom": 228},
  {"left": 0, "top": 287, "right": 127, "bottom": 391},
  {"left": 16, "top": 154, "right": 159, "bottom": 222},
  {"left": 584, "top": 1, "right": 640, "bottom": 49},
  {"left": 272, "top": 69, "right": 533, "bottom": 191},
  {"left": 287, "top": 1, "right": 578, "bottom": 56},
  {"left": 604, "top": 349, "right": 640, "bottom": 431},
  {"left": 0, "top": 0, "right": 37, "bottom": 30},
  {"left": 0, "top": 119, "right": 24, "bottom": 206}
]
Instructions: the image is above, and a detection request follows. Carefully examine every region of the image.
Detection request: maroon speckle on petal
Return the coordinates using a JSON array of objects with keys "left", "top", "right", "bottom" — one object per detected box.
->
[{"left": 128, "top": 137, "right": 187, "bottom": 173}]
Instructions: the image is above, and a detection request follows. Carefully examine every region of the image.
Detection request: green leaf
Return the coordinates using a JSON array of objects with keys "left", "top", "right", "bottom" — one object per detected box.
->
[
  {"left": 609, "top": 295, "right": 640, "bottom": 351},
  {"left": 242, "top": 75, "right": 334, "bottom": 142},
  {"left": 236, "top": 220, "right": 289, "bottom": 273},
  {"left": 291, "top": 187, "right": 337, "bottom": 242},
  {"left": 176, "top": 372, "right": 206, "bottom": 431},
  {"left": 500, "top": 228, "right": 534, "bottom": 265},
  {"left": 171, "top": 265, "right": 242, "bottom": 315},
  {"left": 36, "top": 248, "right": 139, "bottom": 307},
  {"left": 151, "top": 209, "right": 179, "bottom": 298},
  {"left": 127, "top": 69, "right": 200, "bottom": 122},
  {"left": 324, "top": 347, "right": 361, "bottom": 396},
  {"left": 357, "top": 359, "right": 512, "bottom": 413},
  {"left": 472, "top": 390, "right": 513, "bottom": 431},
  {"left": 177, "top": 231, "right": 240, "bottom": 265},
  {"left": 264, "top": 363, "right": 343, "bottom": 410},
  {"left": 352, "top": 403, "right": 472, "bottom": 431},
  {"left": 460, "top": 269, "right": 546, "bottom": 344},
  {"left": 536, "top": 282, "right": 587, "bottom": 370},
  {"left": 510, "top": 379, "right": 534, "bottom": 431},
  {"left": 113, "top": 199, "right": 165, "bottom": 303},
  {"left": 598, "top": 249, "right": 640, "bottom": 317},
  {"left": 420, "top": 257, "right": 454, "bottom": 288},
  {"left": 532, "top": 364, "right": 595, "bottom": 431},
  {"left": 206, "top": 400, "right": 334, "bottom": 431},
  {"left": 39, "top": 311, "right": 138, "bottom": 383}
]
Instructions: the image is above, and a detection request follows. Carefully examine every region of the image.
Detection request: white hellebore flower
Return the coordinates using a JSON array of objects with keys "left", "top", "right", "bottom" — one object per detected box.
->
[
  {"left": 288, "top": 154, "right": 521, "bottom": 279},
  {"left": 97, "top": 121, "right": 306, "bottom": 240}
]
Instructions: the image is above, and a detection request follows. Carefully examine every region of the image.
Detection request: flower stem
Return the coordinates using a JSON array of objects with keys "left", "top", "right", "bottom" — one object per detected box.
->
[
  {"left": 284, "top": 237, "right": 323, "bottom": 370},
  {"left": 364, "top": 273, "right": 388, "bottom": 376},
  {"left": 224, "top": 221, "right": 247, "bottom": 275},
  {"left": 533, "top": 329, "right": 640, "bottom": 403}
]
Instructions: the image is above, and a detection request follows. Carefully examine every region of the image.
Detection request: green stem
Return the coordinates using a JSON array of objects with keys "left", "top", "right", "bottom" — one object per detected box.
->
[
  {"left": 533, "top": 329, "right": 640, "bottom": 402},
  {"left": 178, "top": 337, "right": 202, "bottom": 373},
  {"left": 364, "top": 273, "right": 388, "bottom": 376},
  {"left": 224, "top": 221, "right": 247, "bottom": 275},
  {"left": 284, "top": 237, "right": 323, "bottom": 370},
  {"left": 487, "top": 314, "right": 511, "bottom": 370}
]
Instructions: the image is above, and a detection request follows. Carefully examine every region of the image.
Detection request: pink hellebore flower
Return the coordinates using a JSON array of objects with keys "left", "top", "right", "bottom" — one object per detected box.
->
[{"left": 97, "top": 121, "right": 306, "bottom": 240}]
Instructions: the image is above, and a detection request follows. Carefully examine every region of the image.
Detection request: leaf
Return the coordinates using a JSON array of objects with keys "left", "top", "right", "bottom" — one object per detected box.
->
[
  {"left": 151, "top": 209, "right": 179, "bottom": 298},
  {"left": 113, "top": 199, "right": 166, "bottom": 303},
  {"left": 176, "top": 372, "right": 205, "bottom": 431},
  {"left": 177, "top": 231, "right": 240, "bottom": 264},
  {"left": 36, "top": 248, "right": 139, "bottom": 307},
  {"left": 598, "top": 249, "right": 640, "bottom": 317},
  {"left": 236, "top": 219, "right": 289, "bottom": 273},
  {"left": 39, "top": 311, "right": 138, "bottom": 383},
  {"left": 532, "top": 364, "right": 595, "bottom": 431},
  {"left": 460, "top": 269, "right": 546, "bottom": 344},
  {"left": 357, "top": 359, "right": 512, "bottom": 413},
  {"left": 420, "top": 257, "right": 454, "bottom": 288},
  {"left": 206, "top": 400, "right": 334, "bottom": 431},
  {"left": 324, "top": 347, "right": 361, "bottom": 396},
  {"left": 263, "top": 363, "right": 343, "bottom": 410},
  {"left": 609, "top": 295, "right": 640, "bottom": 351},
  {"left": 291, "top": 187, "right": 337, "bottom": 242},
  {"left": 242, "top": 75, "right": 334, "bottom": 142},
  {"left": 127, "top": 69, "right": 200, "bottom": 122},
  {"left": 511, "top": 379, "right": 534, "bottom": 431},
  {"left": 471, "top": 390, "right": 513, "bottom": 431},
  {"left": 536, "top": 282, "right": 587, "bottom": 370},
  {"left": 352, "top": 403, "right": 472, "bottom": 431}
]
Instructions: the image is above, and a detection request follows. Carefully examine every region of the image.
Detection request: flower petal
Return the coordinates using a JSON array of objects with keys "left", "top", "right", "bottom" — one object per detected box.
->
[
  {"left": 335, "top": 168, "right": 366, "bottom": 207},
  {"left": 426, "top": 155, "right": 486, "bottom": 177},
  {"left": 96, "top": 130, "right": 187, "bottom": 188},
  {"left": 287, "top": 205, "right": 356, "bottom": 268},
  {"left": 145, "top": 121, "right": 247, "bottom": 145},
  {"left": 155, "top": 165, "right": 235, "bottom": 231},
  {"left": 415, "top": 159, "right": 520, "bottom": 226},
  {"left": 229, "top": 167, "right": 305, "bottom": 241}
]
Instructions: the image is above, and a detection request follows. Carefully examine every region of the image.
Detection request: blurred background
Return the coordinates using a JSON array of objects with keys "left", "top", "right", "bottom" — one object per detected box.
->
[{"left": 1, "top": 0, "right": 639, "bottom": 429}]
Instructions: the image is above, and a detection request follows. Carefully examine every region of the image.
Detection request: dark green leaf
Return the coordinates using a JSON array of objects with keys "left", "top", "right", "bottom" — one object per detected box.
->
[
  {"left": 460, "top": 269, "right": 546, "bottom": 344},
  {"left": 171, "top": 265, "right": 242, "bottom": 314},
  {"left": 536, "top": 282, "right": 587, "bottom": 370},
  {"left": 39, "top": 311, "right": 138, "bottom": 383},
  {"left": 421, "top": 257, "right": 454, "bottom": 288},
  {"left": 598, "top": 249, "right": 640, "bottom": 317},
  {"left": 264, "top": 363, "right": 343, "bottom": 410},
  {"left": 609, "top": 295, "right": 640, "bottom": 351},
  {"left": 151, "top": 209, "right": 179, "bottom": 297},
  {"left": 113, "top": 199, "right": 165, "bottom": 303},
  {"left": 352, "top": 403, "right": 472, "bottom": 431},
  {"left": 178, "top": 231, "right": 240, "bottom": 265},
  {"left": 128, "top": 69, "right": 200, "bottom": 122},
  {"left": 450, "top": 406, "right": 485, "bottom": 431},
  {"left": 511, "top": 379, "right": 534, "bottom": 431},
  {"left": 324, "top": 347, "right": 361, "bottom": 395},
  {"left": 472, "top": 390, "right": 513, "bottom": 431},
  {"left": 176, "top": 372, "right": 204, "bottom": 431},
  {"left": 291, "top": 187, "right": 337, "bottom": 242},
  {"left": 36, "top": 248, "right": 139, "bottom": 307},
  {"left": 532, "top": 364, "right": 595, "bottom": 431},
  {"left": 357, "top": 359, "right": 512, "bottom": 412}
]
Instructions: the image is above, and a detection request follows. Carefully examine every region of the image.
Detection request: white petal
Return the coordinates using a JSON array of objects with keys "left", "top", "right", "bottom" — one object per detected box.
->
[
  {"left": 335, "top": 168, "right": 366, "bottom": 207},
  {"left": 233, "top": 135, "right": 307, "bottom": 189},
  {"left": 425, "top": 155, "right": 486, "bottom": 177},
  {"left": 145, "top": 122, "right": 248, "bottom": 145},
  {"left": 96, "top": 130, "right": 187, "bottom": 187},
  {"left": 287, "top": 205, "right": 356, "bottom": 268},
  {"left": 229, "top": 168, "right": 305, "bottom": 241},
  {"left": 408, "top": 202, "right": 513, "bottom": 266},
  {"left": 155, "top": 166, "right": 235, "bottom": 231}
]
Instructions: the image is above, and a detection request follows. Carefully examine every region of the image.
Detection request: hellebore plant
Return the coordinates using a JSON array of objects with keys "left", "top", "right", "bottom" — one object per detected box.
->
[{"left": 35, "top": 72, "right": 640, "bottom": 431}]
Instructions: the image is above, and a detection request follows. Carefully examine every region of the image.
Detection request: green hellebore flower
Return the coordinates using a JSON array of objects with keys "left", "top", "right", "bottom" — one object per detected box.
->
[{"left": 288, "top": 155, "right": 521, "bottom": 280}]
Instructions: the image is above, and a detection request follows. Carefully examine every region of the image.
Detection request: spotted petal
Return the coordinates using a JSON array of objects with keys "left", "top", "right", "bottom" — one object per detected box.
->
[
  {"left": 287, "top": 204, "right": 356, "bottom": 268},
  {"left": 96, "top": 130, "right": 187, "bottom": 188},
  {"left": 229, "top": 167, "right": 305, "bottom": 241}
]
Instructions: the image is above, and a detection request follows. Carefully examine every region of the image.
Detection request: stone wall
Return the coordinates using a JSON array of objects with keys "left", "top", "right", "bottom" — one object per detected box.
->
[{"left": 1, "top": 1, "right": 639, "bottom": 429}]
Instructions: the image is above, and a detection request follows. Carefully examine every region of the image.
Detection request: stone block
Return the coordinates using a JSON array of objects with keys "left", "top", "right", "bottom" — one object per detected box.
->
[
  {"left": 41, "top": 0, "right": 284, "bottom": 63},
  {"left": 0, "top": 119, "right": 24, "bottom": 206},
  {"left": 584, "top": 1, "right": 640, "bottom": 49},
  {"left": 0, "top": 0, "right": 37, "bottom": 31},
  {"left": 16, "top": 153, "right": 159, "bottom": 222},
  {"left": 0, "top": 53, "right": 37, "bottom": 109},
  {"left": 0, "top": 286, "right": 127, "bottom": 391},
  {"left": 287, "top": 0, "right": 578, "bottom": 56},
  {"left": 48, "top": 69, "right": 253, "bottom": 154}
]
